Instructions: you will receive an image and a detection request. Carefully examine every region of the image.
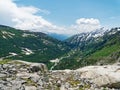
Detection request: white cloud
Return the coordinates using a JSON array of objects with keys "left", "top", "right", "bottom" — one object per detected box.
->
[
  {"left": 0, "top": 0, "right": 101, "bottom": 36},
  {"left": 71, "top": 18, "right": 101, "bottom": 34},
  {"left": 0, "top": 0, "right": 53, "bottom": 32},
  {"left": 76, "top": 18, "right": 100, "bottom": 25}
]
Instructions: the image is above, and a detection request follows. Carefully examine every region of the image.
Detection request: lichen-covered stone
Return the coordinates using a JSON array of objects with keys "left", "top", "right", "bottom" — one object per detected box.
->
[{"left": 0, "top": 60, "right": 119, "bottom": 90}]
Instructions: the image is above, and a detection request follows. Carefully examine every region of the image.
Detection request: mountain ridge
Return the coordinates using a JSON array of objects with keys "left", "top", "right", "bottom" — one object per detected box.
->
[
  {"left": 0, "top": 25, "right": 70, "bottom": 68},
  {"left": 0, "top": 25, "right": 120, "bottom": 70},
  {"left": 54, "top": 27, "right": 120, "bottom": 69}
]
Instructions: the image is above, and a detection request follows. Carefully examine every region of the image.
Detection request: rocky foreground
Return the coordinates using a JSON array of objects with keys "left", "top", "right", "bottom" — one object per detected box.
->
[{"left": 0, "top": 60, "right": 120, "bottom": 90}]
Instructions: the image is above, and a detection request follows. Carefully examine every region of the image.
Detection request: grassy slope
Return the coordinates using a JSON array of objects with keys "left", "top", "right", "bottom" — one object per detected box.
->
[
  {"left": 0, "top": 25, "right": 70, "bottom": 68},
  {"left": 54, "top": 30, "right": 120, "bottom": 70}
]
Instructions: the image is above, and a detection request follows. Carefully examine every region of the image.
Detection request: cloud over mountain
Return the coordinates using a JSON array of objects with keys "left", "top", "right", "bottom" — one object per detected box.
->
[
  {"left": 71, "top": 18, "right": 101, "bottom": 33},
  {"left": 0, "top": 0, "right": 101, "bottom": 36},
  {"left": 0, "top": 0, "right": 55, "bottom": 32}
]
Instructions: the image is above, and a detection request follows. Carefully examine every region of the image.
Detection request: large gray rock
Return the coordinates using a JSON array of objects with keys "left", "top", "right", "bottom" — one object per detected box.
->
[
  {"left": 15, "top": 60, "right": 48, "bottom": 73},
  {"left": 76, "top": 65, "right": 120, "bottom": 88},
  {"left": 24, "top": 86, "right": 37, "bottom": 90},
  {"left": 0, "top": 74, "right": 6, "bottom": 78},
  {"left": 0, "top": 60, "right": 120, "bottom": 90}
]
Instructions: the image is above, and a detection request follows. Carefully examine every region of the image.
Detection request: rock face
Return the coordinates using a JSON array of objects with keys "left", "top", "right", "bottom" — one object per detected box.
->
[
  {"left": 0, "top": 60, "right": 120, "bottom": 90},
  {"left": 76, "top": 65, "right": 120, "bottom": 89},
  {"left": 0, "top": 60, "right": 48, "bottom": 90}
]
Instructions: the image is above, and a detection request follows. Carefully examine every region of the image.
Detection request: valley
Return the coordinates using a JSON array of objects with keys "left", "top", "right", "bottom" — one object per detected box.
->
[
  {"left": 0, "top": 25, "right": 120, "bottom": 90},
  {"left": 1, "top": 0, "right": 120, "bottom": 90},
  {"left": 0, "top": 25, "right": 120, "bottom": 70}
]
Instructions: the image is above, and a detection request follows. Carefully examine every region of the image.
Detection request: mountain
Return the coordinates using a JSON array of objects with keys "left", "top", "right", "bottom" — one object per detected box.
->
[
  {"left": 54, "top": 27, "right": 120, "bottom": 69},
  {"left": 1, "top": 25, "right": 120, "bottom": 70},
  {"left": 0, "top": 25, "right": 70, "bottom": 67},
  {"left": 48, "top": 33, "right": 69, "bottom": 40},
  {"left": 65, "top": 28, "right": 108, "bottom": 49}
]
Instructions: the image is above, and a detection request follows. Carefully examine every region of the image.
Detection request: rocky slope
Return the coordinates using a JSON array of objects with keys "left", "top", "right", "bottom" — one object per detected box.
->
[{"left": 0, "top": 60, "right": 120, "bottom": 90}]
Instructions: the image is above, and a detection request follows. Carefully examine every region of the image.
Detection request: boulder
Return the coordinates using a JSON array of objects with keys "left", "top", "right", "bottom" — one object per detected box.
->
[
  {"left": 24, "top": 86, "right": 37, "bottom": 90},
  {"left": 76, "top": 65, "right": 120, "bottom": 88},
  {"left": 0, "top": 73, "right": 6, "bottom": 78},
  {"left": 30, "top": 63, "right": 48, "bottom": 73},
  {"left": 15, "top": 60, "right": 48, "bottom": 73}
]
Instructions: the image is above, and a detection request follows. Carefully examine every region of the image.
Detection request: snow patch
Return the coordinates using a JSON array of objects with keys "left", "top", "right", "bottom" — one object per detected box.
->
[
  {"left": 109, "top": 31, "right": 116, "bottom": 35},
  {"left": 92, "top": 33, "right": 104, "bottom": 38},
  {"left": 9, "top": 52, "right": 17, "bottom": 56},
  {"left": 22, "top": 33, "right": 37, "bottom": 37},
  {"left": 21, "top": 48, "right": 34, "bottom": 55},
  {"left": 2, "top": 35, "right": 7, "bottom": 39},
  {"left": 117, "top": 28, "right": 120, "bottom": 31},
  {"left": 2, "top": 31, "right": 15, "bottom": 38}
]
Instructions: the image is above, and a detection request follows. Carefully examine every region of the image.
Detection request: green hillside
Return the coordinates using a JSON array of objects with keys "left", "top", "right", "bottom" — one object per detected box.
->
[
  {"left": 54, "top": 28, "right": 120, "bottom": 69},
  {"left": 0, "top": 25, "right": 120, "bottom": 70},
  {"left": 0, "top": 25, "right": 70, "bottom": 66},
  {"left": 86, "top": 30, "right": 120, "bottom": 65}
]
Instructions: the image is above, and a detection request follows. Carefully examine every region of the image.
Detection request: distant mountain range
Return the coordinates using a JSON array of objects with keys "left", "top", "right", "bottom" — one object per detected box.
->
[
  {"left": 0, "top": 25, "right": 120, "bottom": 69},
  {"left": 48, "top": 33, "right": 69, "bottom": 40}
]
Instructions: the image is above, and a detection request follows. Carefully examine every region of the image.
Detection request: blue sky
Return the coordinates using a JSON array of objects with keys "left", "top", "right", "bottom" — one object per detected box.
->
[
  {"left": 0, "top": 0, "right": 120, "bottom": 36},
  {"left": 16, "top": 0, "right": 120, "bottom": 26}
]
